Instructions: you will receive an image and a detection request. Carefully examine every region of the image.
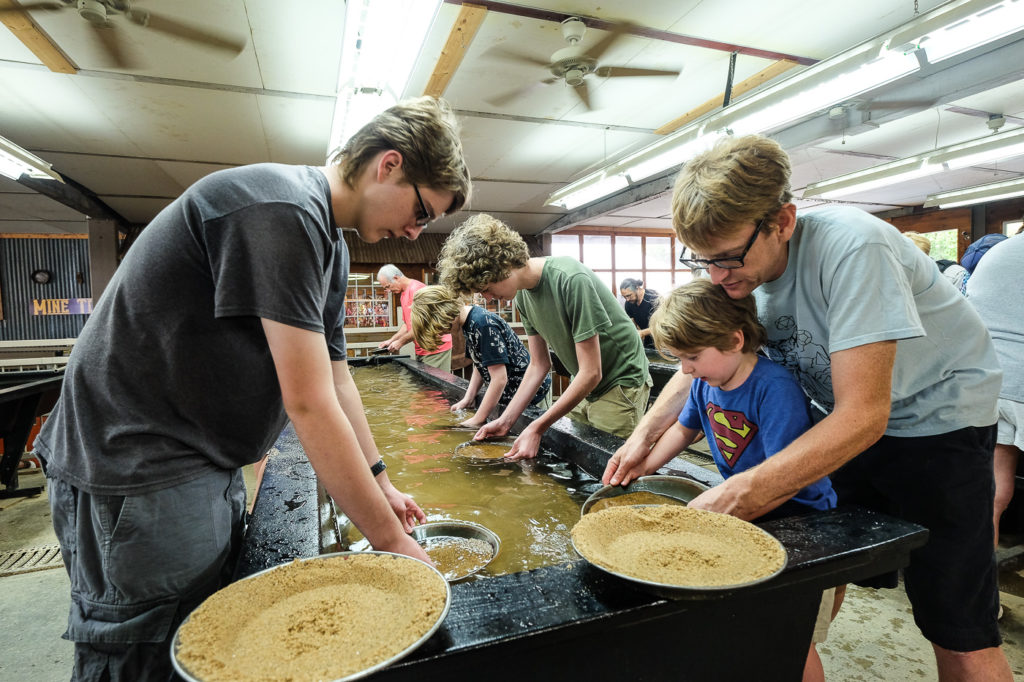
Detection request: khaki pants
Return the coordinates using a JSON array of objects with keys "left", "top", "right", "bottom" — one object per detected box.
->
[
  {"left": 569, "top": 381, "right": 650, "bottom": 439},
  {"left": 417, "top": 348, "right": 452, "bottom": 373}
]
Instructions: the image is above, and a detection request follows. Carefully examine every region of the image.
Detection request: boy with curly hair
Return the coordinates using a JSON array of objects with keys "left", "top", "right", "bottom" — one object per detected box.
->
[{"left": 437, "top": 214, "right": 651, "bottom": 459}]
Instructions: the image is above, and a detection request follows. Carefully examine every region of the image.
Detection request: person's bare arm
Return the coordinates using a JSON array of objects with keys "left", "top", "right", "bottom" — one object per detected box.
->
[
  {"left": 332, "top": 359, "right": 427, "bottom": 531},
  {"left": 464, "top": 363, "right": 508, "bottom": 427},
  {"left": 384, "top": 322, "right": 414, "bottom": 353},
  {"left": 687, "top": 341, "right": 895, "bottom": 520},
  {"left": 606, "top": 369, "right": 693, "bottom": 485},
  {"left": 603, "top": 420, "right": 700, "bottom": 485},
  {"left": 503, "top": 334, "right": 602, "bottom": 461},
  {"left": 451, "top": 365, "right": 483, "bottom": 412},
  {"left": 262, "top": 319, "right": 428, "bottom": 560},
  {"left": 473, "top": 334, "right": 552, "bottom": 440}
]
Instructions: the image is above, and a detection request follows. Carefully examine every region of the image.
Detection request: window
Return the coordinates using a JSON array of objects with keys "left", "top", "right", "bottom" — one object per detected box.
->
[
  {"left": 921, "top": 229, "right": 959, "bottom": 261},
  {"left": 550, "top": 229, "right": 696, "bottom": 296},
  {"left": 1005, "top": 218, "right": 1023, "bottom": 237}
]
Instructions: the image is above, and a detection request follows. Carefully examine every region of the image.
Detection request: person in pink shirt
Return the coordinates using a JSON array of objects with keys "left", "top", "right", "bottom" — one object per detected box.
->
[{"left": 377, "top": 264, "right": 452, "bottom": 371}]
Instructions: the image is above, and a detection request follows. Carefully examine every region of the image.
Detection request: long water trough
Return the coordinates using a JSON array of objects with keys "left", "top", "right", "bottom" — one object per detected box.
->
[{"left": 237, "top": 357, "right": 927, "bottom": 680}]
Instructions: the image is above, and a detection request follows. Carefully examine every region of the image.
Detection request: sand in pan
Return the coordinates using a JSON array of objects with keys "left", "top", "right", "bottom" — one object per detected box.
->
[
  {"left": 588, "top": 490, "right": 687, "bottom": 513},
  {"left": 423, "top": 536, "right": 495, "bottom": 579},
  {"left": 572, "top": 505, "right": 786, "bottom": 588},
  {"left": 175, "top": 553, "right": 447, "bottom": 681}
]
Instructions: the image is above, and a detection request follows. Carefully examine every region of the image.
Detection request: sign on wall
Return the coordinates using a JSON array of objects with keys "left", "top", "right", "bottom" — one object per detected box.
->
[{"left": 31, "top": 298, "right": 93, "bottom": 315}]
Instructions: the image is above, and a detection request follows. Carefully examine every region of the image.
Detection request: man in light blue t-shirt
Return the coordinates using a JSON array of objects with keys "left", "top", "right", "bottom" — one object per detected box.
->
[{"left": 611, "top": 135, "right": 1009, "bottom": 680}]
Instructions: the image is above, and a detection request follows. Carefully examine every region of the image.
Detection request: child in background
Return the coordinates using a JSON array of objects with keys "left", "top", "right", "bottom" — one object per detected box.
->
[
  {"left": 602, "top": 279, "right": 837, "bottom": 682},
  {"left": 411, "top": 285, "right": 551, "bottom": 428}
]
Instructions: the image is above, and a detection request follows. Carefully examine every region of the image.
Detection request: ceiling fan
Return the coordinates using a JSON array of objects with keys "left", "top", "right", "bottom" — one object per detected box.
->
[
  {"left": 0, "top": 0, "right": 247, "bottom": 68},
  {"left": 486, "top": 17, "right": 681, "bottom": 110}
]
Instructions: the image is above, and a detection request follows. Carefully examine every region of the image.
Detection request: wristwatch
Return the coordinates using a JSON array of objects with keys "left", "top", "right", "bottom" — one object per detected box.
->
[{"left": 370, "top": 459, "right": 387, "bottom": 477}]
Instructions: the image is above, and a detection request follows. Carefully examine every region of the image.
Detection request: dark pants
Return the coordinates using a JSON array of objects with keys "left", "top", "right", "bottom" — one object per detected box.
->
[
  {"left": 831, "top": 425, "right": 1000, "bottom": 652},
  {"left": 48, "top": 468, "right": 246, "bottom": 681}
]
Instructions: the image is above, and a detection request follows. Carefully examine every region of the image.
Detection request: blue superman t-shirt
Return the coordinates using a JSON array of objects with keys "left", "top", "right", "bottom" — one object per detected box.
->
[{"left": 679, "top": 356, "right": 836, "bottom": 511}]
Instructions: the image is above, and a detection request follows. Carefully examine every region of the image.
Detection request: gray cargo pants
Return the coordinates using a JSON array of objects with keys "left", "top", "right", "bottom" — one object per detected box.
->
[{"left": 48, "top": 467, "right": 246, "bottom": 681}]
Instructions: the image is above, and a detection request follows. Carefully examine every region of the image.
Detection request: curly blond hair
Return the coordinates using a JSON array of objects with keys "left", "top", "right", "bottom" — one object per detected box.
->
[
  {"left": 329, "top": 96, "right": 472, "bottom": 215},
  {"left": 411, "top": 285, "right": 462, "bottom": 352},
  {"left": 672, "top": 134, "right": 792, "bottom": 253},
  {"left": 649, "top": 279, "right": 764, "bottom": 358},
  {"left": 437, "top": 214, "right": 530, "bottom": 294}
]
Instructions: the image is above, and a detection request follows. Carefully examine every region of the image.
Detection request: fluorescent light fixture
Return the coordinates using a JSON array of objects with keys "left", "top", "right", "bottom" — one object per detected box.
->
[
  {"left": 327, "top": 0, "right": 441, "bottom": 157},
  {"left": 547, "top": 173, "right": 629, "bottom": 210},
  {"left": 0, "top": 135, "right": 63, "bottom": 183},
  {"left": 889, "top": 0, "right": 1024, "bottom": 64},
  {"left": 923, "top": 176, "right": 1024, "bottom": 208},
  {"left": 803, "top": 125, "right": 1024, "bottom": 199},
  {"left": 544, "top": 0, "right": 1020, "bottom": 212},
  {"left": 545, "top": 127, "right": 723, "bottom": 210},
  {"left": 713, "top": 43, "right": 918, "bottom": 137}
]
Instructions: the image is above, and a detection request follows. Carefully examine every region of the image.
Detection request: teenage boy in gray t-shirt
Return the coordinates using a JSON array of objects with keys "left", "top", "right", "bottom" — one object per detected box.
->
[{"left": 35, "top": 97, "right": 470, "bottom": 680}]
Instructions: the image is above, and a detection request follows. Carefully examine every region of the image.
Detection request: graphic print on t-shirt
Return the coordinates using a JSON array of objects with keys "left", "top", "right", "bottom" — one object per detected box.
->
[
  {"left": 762, "top": 315, "right": 833, "bottom": 413},
  {"left": 704, "top": 402, "right": 758, "bottom": 467}
]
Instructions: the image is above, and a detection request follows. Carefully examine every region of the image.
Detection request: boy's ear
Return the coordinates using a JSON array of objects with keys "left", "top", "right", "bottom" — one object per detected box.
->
[
  {"left": 730, "top": 330, "right": 746, "bottom": 353},
  {"left": 376, "top": 150, "right": 403, "bottom": 183}
]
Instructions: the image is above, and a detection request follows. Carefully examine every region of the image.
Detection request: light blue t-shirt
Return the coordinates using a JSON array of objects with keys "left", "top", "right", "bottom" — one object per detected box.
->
[
  {"left": 966, "top": 236, "right": 1024, "bottom": 402},
  {"left": 755, "top": 205, "right": 1000, "bottom": 436}
]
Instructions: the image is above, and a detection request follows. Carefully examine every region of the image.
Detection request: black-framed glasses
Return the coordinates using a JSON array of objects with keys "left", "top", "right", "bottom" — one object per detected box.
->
[
  {"left": 412, "top": 184, "right": 434, "bottom": 227},
  {"left": 678, "top": 217, "right": 767, "bottom": 271}
]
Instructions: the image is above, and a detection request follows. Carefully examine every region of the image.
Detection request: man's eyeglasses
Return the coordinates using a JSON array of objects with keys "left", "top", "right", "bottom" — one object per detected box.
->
[
  {"left": 412, "top": 184, "right": 434, "bottom": 228},
  {"left": 678, "top": 217, "right": 767, "bottom": 271}
]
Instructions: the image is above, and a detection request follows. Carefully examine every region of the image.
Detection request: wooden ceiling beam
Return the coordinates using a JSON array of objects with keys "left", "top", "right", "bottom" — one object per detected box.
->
[
  {"left": 423, "top": 3, "right": 487, "bottom": 98},
  {"left": 0, "top": 0, "right": 76, "bottom": 73},
  {"left": 654, "top": 60, "right": 799, "bottom": 135}
]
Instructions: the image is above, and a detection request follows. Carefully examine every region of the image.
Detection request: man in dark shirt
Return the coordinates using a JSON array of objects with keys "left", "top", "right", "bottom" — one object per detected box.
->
[{"left": 620, "top": 278, "right": 659, "bottom": 349}]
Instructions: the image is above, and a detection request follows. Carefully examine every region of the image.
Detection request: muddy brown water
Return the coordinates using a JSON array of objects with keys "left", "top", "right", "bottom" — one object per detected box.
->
[{"left": 340, "top": 364, "right": 600, "bottom": 577}]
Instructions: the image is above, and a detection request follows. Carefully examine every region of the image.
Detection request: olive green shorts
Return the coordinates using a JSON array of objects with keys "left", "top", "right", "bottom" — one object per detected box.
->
[{"left": 569, "top": 381, "right": 651, "bottom": 439}]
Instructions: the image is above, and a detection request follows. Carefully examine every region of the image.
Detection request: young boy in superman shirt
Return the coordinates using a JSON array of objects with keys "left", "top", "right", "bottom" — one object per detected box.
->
[{"left": 602, "top": 278, "right": 836, "bottom": 682}]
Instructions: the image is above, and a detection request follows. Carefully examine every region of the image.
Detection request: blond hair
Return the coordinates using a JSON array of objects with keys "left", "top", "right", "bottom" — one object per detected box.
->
[
  {"left": 903, "top": 231, "right": 931, "bottom": 255},
  {"left": 649, "top": 279, "right": 764, "bottom": 357},
  {"left": 329, "top": 96, "right": 471, "bottom": 214},
  {"left": 411, "top": 285, "right": 462, "bottom": 352},
  {"left": 437, "top": 214, "right": 530, "bottom": 294},
  {"left": 672, "top": 134, "right": 792, "bottom": 253}
]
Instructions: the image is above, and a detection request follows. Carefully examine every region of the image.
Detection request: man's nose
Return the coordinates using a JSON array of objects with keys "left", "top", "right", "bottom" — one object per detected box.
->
[{"left": 708, "top": 265, "right": 729, "bottom": 284}]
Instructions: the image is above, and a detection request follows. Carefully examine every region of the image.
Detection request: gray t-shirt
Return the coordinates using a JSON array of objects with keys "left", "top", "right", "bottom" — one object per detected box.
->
[
  {"left": 36, "top": 164, "right": 348, "bottom": 495},
  {"left": 514, "top": 257, "right": 650, "bottom": 401},
  {"left": 966, "top": 236, "right": 1024, "bottom": 401},
  {"left": 755, "top": 206, "right": 1000, "bottom": 436}
]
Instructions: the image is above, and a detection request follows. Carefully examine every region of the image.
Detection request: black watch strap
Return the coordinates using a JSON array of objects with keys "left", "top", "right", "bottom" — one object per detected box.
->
[{"left": 370, "top": 459, "right": 387, "bottom": 477}]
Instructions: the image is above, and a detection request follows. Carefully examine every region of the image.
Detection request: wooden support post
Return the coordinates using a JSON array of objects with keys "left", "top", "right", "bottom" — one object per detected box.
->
[{"left": 87, "top": 218, "right": 119, "bottom": 303}]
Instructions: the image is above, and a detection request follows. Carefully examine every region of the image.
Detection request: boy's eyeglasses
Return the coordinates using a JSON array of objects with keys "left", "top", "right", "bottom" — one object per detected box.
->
[
  {"left": 412, "top": 184, "right": 435, "bottom": 228},
  {"left": 678, "top": 217, "right": 767, "bottom": 271}
]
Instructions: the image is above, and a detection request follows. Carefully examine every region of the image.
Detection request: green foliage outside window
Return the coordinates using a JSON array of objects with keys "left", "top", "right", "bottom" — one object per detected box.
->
[{"left": 924, "top": 229, "right": 958, "bottom": 261}]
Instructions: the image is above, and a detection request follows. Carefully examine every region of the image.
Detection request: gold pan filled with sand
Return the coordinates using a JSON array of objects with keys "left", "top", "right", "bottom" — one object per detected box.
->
[
  {"left": 572, "top": 505, "right": 787, "bottom": 592},
  {"left": 171, "top": 552, "right": 450, "bottom": 681}
]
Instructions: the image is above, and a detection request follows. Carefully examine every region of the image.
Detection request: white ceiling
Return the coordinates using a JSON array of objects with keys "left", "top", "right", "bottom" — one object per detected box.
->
[{"left": 1, "top": 0, "right": 1022, "bottom": 238}]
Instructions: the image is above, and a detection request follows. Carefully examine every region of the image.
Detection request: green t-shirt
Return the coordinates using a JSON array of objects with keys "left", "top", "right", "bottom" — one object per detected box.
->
[{"left": 515, "top": 257, "right": 650, "bottom": 400}]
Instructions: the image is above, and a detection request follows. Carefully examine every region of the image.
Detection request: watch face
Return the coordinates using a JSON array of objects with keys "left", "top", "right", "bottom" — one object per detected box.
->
[{"left": 31, "top": 269, "right": 52, "bottom": 284}]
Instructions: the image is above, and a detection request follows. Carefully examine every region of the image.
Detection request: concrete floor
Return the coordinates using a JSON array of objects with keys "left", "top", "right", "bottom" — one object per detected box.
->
[{"left": 3, "top": 466, "right": 1024, "bottom": 680}]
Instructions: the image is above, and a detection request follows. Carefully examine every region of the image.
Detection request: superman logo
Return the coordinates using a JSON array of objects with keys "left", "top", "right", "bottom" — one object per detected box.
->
[{"left": 704, "top": 401, "right": 758, "bottom": 468}]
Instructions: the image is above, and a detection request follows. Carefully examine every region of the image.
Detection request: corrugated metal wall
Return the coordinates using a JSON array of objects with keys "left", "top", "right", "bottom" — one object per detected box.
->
[{"left": 0, "top": 236, "right": 91, "bottom": 341}]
